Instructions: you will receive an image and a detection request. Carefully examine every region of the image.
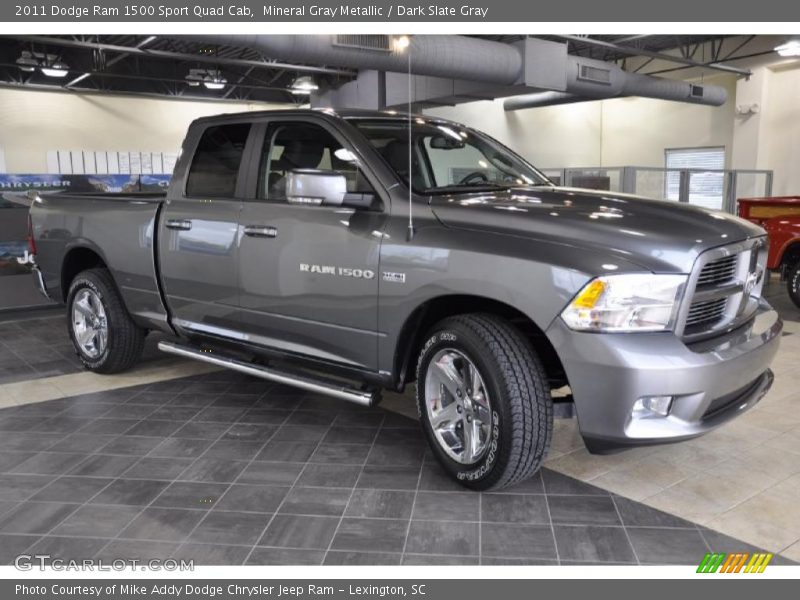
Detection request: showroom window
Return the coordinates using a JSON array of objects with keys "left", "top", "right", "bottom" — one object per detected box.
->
[
  {"left": 665, "top": 146, "right": 725, "bottom": 210},
  {"left": 185, "top": 123, "right": 251, "bottom": 198}
]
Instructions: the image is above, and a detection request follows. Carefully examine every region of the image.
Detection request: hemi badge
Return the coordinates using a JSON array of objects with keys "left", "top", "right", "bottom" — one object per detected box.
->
[{"left": 382, "top": 272, "right": 406, "bottom": 283}]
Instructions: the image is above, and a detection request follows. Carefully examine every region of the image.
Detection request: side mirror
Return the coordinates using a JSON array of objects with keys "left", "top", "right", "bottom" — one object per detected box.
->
[{"left": 286, "top": 169, "right": 375, "bottom": 210}]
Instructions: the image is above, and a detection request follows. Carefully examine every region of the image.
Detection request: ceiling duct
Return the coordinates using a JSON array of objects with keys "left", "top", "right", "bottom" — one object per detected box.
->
[
  {"left": 179, "top": 34, "right": 523, "bottom": 85},
  {"left": 505, "top": 56, "right": 727, "bottom": 110},
  {"left": 180, "top": 35, "right": 727, "bottom": 108}
]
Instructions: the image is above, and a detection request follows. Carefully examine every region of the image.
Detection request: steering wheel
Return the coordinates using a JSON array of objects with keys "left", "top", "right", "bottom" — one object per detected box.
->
[{"left": 458, "top": 171, "right": 490, "bottom": 185}]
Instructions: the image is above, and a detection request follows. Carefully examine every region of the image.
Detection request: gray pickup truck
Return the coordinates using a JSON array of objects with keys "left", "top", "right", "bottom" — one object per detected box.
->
[{"left": 29, "top": 109, "right": 782, "bottom": 490}]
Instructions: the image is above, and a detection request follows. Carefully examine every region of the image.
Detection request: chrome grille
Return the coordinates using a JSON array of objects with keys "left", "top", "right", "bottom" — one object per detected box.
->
[
  {"left": 686, "top": 297, "right": 728, "bottom": 328},
  {"left": 696, "top": 255, "right": 737, "bottom": 286}
]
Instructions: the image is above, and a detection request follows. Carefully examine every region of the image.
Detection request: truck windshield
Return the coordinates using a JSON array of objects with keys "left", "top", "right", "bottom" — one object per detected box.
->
[{"left": 349, "top": 118, "right": 551, "bottom": 194}]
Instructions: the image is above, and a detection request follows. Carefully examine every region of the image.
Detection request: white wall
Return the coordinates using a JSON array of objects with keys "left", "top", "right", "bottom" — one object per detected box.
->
[{"left": 0, "top": 87, "right": 291, "bottom": 173}]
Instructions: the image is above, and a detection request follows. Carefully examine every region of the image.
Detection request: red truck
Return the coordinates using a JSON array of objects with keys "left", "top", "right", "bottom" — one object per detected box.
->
[{"left": 738, "top": 196, "right": 800, "bottom": 308}]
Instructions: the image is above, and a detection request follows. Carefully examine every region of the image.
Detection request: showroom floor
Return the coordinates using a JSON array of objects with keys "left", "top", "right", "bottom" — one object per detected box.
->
[{"left": 0, "top": 277, "right": 796, "bottom": 566}]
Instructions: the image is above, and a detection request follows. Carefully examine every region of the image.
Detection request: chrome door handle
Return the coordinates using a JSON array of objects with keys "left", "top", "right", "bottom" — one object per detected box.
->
[
  {"left": 165, "top": 219, "right": 192, "bottom": 231},
  {"left": 244, "top": 225, "right": 277, "bottom": 238}
]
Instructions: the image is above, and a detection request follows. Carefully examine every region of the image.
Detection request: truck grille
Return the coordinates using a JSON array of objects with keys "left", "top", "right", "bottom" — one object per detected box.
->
[
  {"left": 686, "top": 297, "right": 728, "bottom": 329},
  {"left": 680, "top": 238, "right": 767, "bottom": 340},
  {"left": 696, "top": 255, "right": 738, "bottom": 286}
]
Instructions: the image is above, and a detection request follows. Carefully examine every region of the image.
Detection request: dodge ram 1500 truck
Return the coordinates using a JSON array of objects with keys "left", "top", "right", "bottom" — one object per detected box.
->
[
  {"left": 29, "top": 109, "right": 782, "bottom": 490},
  {"left": 738, "top": 196, "right": 800, "bottom": 308}
]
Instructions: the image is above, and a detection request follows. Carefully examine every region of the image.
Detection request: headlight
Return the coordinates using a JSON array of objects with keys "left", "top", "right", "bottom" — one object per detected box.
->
[{"left": 561, "top": 273, "right": 687, "bottom": 332}]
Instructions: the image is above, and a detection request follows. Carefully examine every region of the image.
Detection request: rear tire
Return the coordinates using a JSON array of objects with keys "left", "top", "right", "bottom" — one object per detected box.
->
[
  {"left": 67, "top": 268, "right": 146, "bottom": 374},
  {"left": 788, "top": 262, "right": 800, "bottom": 309},
  {"left": 415, "top": 313, "right": 553, "bottom": 491}
]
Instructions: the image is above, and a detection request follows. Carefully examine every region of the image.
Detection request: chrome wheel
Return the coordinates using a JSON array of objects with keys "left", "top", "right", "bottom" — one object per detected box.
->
[
  {"left": 424, "top": 348, "right": 493, "bottom": 464},
  {"left": 72, "top": 289, "right": 108, "bottom": 359}
]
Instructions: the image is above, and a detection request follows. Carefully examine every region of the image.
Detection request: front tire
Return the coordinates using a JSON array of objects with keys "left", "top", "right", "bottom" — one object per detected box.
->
[
  {"left": 787, "top": 262, "right": 800, "bottom": 309},
  {"left": 67, "top": 268, "right": 146, "bottom": 374},
  {"left": 415, "top": 314, "right": 553, "bottom": 491}
]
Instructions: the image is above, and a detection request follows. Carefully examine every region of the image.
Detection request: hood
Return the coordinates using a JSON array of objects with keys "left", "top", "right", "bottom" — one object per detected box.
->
[{"left": 429, "top": 187, "right": 766, "bottom": 273}]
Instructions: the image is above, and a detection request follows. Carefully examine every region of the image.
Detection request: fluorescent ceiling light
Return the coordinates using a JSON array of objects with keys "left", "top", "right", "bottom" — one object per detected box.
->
[
  {"left": 775, "top": 40, "right": 800, "bottom": 57},
  {"left": 40, "top": 66, "right": 69, "bottom": 78},
  {"left": 392, "top": 36, "right": 410, "bottom": 52},
  {"left": 203, "top": 79, "right": 226, "bottom": 90},
  {"left": 290, "top": 75, "right": 318, "bottom": 95}
]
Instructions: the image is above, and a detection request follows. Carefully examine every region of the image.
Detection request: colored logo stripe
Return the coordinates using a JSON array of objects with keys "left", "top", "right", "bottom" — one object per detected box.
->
[{"left": 697, "top": 552, "right": 773, "bottom": 573}]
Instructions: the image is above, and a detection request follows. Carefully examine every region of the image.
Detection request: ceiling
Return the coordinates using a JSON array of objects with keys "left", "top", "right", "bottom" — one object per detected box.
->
[{"left": 0, "top": 34, "right": 759, "bottom": 103}]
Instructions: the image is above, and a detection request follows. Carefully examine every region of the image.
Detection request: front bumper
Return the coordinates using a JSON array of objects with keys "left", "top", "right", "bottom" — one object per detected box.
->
[{"left": 547, "top": 299, "right": 782, "bottom": 454}]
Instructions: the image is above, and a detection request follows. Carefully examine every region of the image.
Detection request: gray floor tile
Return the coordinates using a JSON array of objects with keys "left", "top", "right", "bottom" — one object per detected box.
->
[
  {"left": 345, "top": 489, "right": 416, "bottom": 519},
  {"left": 324, "top": 551, "right": 402, "bottom": 565},
  {"left": 412, "top": 492, "right": 481, "bottom": 523},
  {"left": 260, "top": 514, "right": 339, "bottom": 550},
  {"left": 482, "top": 557, "right": 559, "bottom": 565},
  {"left": 123, "top": 419, "right": 184, "bottom": 438},
  {"left": 310, "top": 444, "right": 371, "bottom": 465},
  {"left": 30, "top": 476, "right": 112, "bottom": 503},
  {"left": 272, "top": 425, "right": 328, "bottom": 443},
  {"left": 0, "top": 432, "right": 64, "bottom": 452},
  {"left": 627, "top": 527, "right": 708, "bottom": 565},
  {"left": 90, "top": 479, "right": 169, "bottom": 506},
  {"left": 548, "top": 495, "right": 622, "bottom": 526},
  {"left": 330, "top": 518, "right": 408, "bottom": 553},
  {"left": 100, "top": 436, "right": 164, "bottom": 456},
  {"left": 255, "top": 441, "right": 318, "bottom": 463},
  {"left": 286, "top": 411, "right": 337, "bottom": 427},
  {"left": 193, "top": 407, "right": 247, "bottom": 423},
  {"left": 246, "top": 547, "right": 324, "bottom": 565},
  {"left": 203, "top": 440, "right": 263, "bottom": 461},
  {"left": 119, "top": 507, "right": 205, "bottom": 542},
  {"left": 238, "top": 409, "right": 291, "bottom": 425},
  {"left": 402, "top": 554, "right": 481, "bottom": 565},
  {"left": 238, "top": 462, "right": 304, "bottom": 486},
  {"left": 333, "top": 412, "right": 384, "bottom": 428},
  {"left": 78, "top": 418, "right": 139, "bottom": 435},
  {"left": 122, "top": 457, "right": 194, "bottom": 480},
  {"left": 26, "top": 536, "right": 109, "bottom": 562},
  {"left": 34, "top": 417, "right": 94, "bottom": 434},
  {"left": 189, "top": 511, "right": 271, "bottom": 545},
  {"left": 296, "top": 464, "right": 361, "bottom": 488},
  {"left": 149, "top": 437, "right": 213, "bottom": 459},
  {"left": 496, "top": 472, "right": 545, "bottom": 495},
  {"left": 149, "top": 406, "right": 203, "bottom": 421},
  {"left": 322, "top": 427, "right": 378, "bottom": 445},
  {"left": 97, "top": 539, "right": 181, "bottom": 561},
  {"left": 356, "top": 465, "right": 421, "bottom": 490},
  {"left": 0, "top": 474, "right": 55, "bottom": 501},
  {"left": 178, "top": 458, "right": 248, "bottom": 483},
  {"left": 101, "top": 405, "right": 158, "bottom": 419},
  {"left": 553, "top": 525, "right": 637, "bottom": 563},
  {"left": 406, "top": 520, "right": 479, "bottom": 556},
  {"left": 216, "top": 484, "right": 289, "bottom": 513},
  {"left": 279, "top": 486, "right": 351, "bottom": 517},
  {"left": 0, "top": 533, "right": 41, "bottom": 564},
  {"left": 173, "top": 542, "right": 250, "bottom": 565},
  {"left": 481, "top": 493, "right": 548, "bottom": 524},
  {"left": 367, "top": 444, "right": 425, "bottom": 467},
  {"left": 172, "top": 422, "right": 232, "bottom": 439},
  {"left": 68, "top": 454, "right": 139, "bottom": 477},
  {"left": 0, "top": 501, "right": 77, "bottom": 534},
  {"left": 222, "top": 423, "right": 278, "bottom": 442},
  {"left": 481, "top": 523, "right": 558, "bottom": 559},
  {"left": 52, "top": 505, "right": 141, "bottom": 538},
  {"left": 11, "top": 452, "right": 89, "bottom": 476},
  {"left": 613, "top": 497, "right": 696, "bottom": 529},
  {"left": 152, "top": 482, "right": 230, "bottom": 510},
  {"left": 44, "top": 434, "right": 117, "bottom": 454},
  {"left": 0, "top": 452, "right": 39, "bottom": 473},
  {"left": 418, "top": 464, "right": 465, "bottom": 492}
]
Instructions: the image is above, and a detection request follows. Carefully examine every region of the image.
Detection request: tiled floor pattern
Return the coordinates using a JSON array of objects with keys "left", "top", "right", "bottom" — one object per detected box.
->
[
  {"left": 0, "top": 371, "right": 788, "bottom": 567},
  {"left": 0, "top": 312, "right": 169, "bottom": 385}
]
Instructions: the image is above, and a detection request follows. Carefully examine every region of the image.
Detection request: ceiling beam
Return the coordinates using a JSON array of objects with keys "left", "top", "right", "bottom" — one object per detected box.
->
[
  {"left": 9, "top": 36, "right": 355, "bottom": 77},
  {"left": 549, "top": 34, "right": 752, "bottom": 76},
  {"left": 65, "top": 35, "right": 158, "bottom": 88}
]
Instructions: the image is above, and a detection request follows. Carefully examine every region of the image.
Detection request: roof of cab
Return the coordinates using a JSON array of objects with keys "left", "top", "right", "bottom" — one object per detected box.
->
[{"left": 190, "top": 107, "right": 457, "bottom": 126}]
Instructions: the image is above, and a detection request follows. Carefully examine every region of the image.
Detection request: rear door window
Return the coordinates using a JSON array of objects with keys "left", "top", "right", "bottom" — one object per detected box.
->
[{"left": 186, "top": 123, "right": 251, "bottom": 197}]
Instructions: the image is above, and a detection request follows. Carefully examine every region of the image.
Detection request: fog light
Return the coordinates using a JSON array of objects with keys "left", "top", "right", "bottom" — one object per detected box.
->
[{"left": 632, "top": 395, "right": 673, "bottom": 418}]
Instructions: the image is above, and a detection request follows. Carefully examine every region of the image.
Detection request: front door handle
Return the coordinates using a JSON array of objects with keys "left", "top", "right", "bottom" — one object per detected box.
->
[
  {"left": 244, "top": 225, "right": 277, "bottom": 238},
  {"left": 165, "top": 219, "right": 192, "bottom": 231}
]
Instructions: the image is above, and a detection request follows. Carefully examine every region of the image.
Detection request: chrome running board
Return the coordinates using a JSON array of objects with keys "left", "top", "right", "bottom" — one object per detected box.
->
[{"left": 158, "top": 340, "right": 377, "bottom": 407}]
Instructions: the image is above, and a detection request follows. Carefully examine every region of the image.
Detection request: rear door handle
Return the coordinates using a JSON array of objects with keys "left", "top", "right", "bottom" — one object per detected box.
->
[
  {"left": 165, "top": 219, "right": 192, "bottom": 231},
  {"left": 244, "top": 225, "right": 277, "bottom": 238}
]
